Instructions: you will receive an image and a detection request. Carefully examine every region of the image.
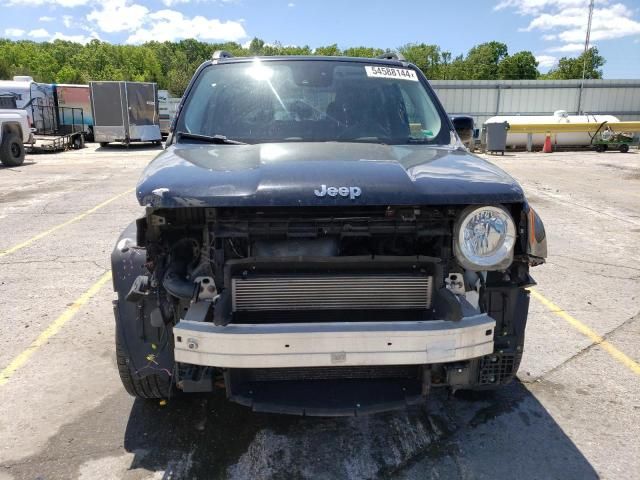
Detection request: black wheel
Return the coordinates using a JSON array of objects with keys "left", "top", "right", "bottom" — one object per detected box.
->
[
  {"left": 601, "top": 144, "right": 608, "bottom": 152},
  {"left": 620, "top": 144, "right": 629, "bottom": 153},
  {"left": 72, "top": 136, "right": 84, "bottom": 150},
  {"left": 594, "top": 144, "right": 604, "bottom": 152},
  {"left": 0, "top": 132, "right": 25, "bottom": 167},
  {"left": 116, "top": 327, "right": 172, "bottom": 399},
  {"left": 99, "top": 142, "right": 109, "bottom": 148}
]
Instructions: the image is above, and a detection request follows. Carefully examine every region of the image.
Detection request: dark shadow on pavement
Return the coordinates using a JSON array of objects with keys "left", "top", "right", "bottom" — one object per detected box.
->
[
  {"left": 3, "top": 379, "right": 598, "bottom": 479},
  {"left": 122, "top": 380, "right": 599, "bottom": 479},
  {"left": 94, "top": 142, "right": 163, "bottom": 152},
  {"left": 0, "top": 160, "right": 37, "bottom": 170}
]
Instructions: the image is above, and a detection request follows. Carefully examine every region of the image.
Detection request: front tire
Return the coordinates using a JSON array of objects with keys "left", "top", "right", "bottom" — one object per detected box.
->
[
  {"left": 0, "top": 132, "right": 25, "bottom": 167},
  {"left": 620, "top": 144, "right": 629, "bottom": 153},
  {"left": 72, "top": 135, "right": 84, "bottom": 150},
  {"left": 116, "top": 327, "right": 173, "bottom": 399}
]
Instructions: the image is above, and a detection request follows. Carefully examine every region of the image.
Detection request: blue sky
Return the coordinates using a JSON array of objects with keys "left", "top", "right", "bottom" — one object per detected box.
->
[{"left": 2, "top": 0, "right": 640, "bottom": 77}]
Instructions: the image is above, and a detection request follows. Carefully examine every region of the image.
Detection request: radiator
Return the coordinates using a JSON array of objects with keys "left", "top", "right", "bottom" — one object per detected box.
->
[{"left": 231, "top": 274, "right": 433, "bottom": 311}]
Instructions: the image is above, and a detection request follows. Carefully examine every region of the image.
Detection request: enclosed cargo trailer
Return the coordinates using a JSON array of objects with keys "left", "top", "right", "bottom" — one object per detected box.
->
[
  {"left": 54, "top": 84, "right": 93, "bottom": 139},
  {"left": 89, "top": 81, "right": 161, "bottom": 146}
]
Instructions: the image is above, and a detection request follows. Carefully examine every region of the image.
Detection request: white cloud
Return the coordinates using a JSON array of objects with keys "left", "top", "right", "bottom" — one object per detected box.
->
[
  {"left": 4, "top": 0, "right": 88, "bottom": 6},
  {"left": 86, "top": 0, "right": 149, "bottom": 33},
  {"left": 49, "top": 31, "right": 100, "bottom": 43},
  {"left": 547, "top": 42, "right": 588, "bottom": 52},
  {"left": 39, "top": 16, "right": 55, "bottom": 22},
  {"left": 126, "top": 9, "right": 247, "bottom": 43},
  {"left": 495, "top": 0, "right": 604, "bottom": 15},
  {"left": 28, "top": 28, "right": 50, "bottom": 38},
  {"left": 522, "top": 8, "right": 586, "bottom": 31},
  {"left": 498, "top": 0, "right": 640, "bottom": 57},
  {"left": 535, "top": 54, "right": 557, "bottom": 68},
  {"left": 161, "top": 0, "right": 190, "bottom": 5},
  {"left": 4, "top": 28, "right": 25, "bottom": 37},
  {"left": 62, "top": 15, "right": 73, "bottom": 28},
  {"left": 288, "top": 2, "right": 295, "bottom": 6}
]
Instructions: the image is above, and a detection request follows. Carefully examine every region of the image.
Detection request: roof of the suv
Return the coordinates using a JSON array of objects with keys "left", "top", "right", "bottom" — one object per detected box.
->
[{"left": 210, "top": 55, "right": 409, "bottom": 68}]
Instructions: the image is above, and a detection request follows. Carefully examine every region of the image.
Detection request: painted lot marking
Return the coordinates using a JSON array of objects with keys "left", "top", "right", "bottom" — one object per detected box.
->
[
  {"left": 0, "top": 270, "right": 112, "bottom": 386},
  {"left": 0, "top": 188, "right": 134, "bottom": 258},
  {"left": 530, "top": 288, "right": 640, "bottom": 376}
]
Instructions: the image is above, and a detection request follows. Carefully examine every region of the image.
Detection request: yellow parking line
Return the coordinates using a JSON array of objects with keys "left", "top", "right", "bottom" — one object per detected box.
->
[
  {"left": 0, "top": 188, "right": 135, "bottom": 258},
  {"left": 0, "top": 270, "right": 112, "bottom": 387},
  {"left": 530, "top": 288, "right": 640, "bottom": 376}
]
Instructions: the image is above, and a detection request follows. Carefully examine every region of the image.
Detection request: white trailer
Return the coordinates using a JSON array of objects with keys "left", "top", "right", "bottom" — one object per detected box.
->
[
  {"left": 158, "top": 89, "right": 180, "bottom": 135},
  {"left": 89, "top": 81, "right": 162, "bottom": 147},
  {"left": 0, "top": 76, "right": 56, "bottom": 134},
  {"left": 485, "top": 111, "right": 620, "bottom": 147}
]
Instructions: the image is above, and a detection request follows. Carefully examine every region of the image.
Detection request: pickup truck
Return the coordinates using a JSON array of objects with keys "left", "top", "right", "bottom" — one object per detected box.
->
[{"left": 0, "top": 108, "right": 32, "bottom": 167}]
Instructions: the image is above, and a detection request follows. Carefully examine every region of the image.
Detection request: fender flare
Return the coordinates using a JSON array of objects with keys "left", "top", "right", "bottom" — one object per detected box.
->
[{"left": 111, "top": 221, "right": 174, "bottom": 376}]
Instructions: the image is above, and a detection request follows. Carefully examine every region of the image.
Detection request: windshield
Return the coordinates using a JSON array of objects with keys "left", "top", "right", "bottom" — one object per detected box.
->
[{"left": 177, "top": 59, "right": 449, "bottom": 145}]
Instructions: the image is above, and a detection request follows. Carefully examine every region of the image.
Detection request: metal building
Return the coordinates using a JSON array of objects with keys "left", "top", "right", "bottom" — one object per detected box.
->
[{"left": 430, "top": 79, "right": 640, "bottom": 126}]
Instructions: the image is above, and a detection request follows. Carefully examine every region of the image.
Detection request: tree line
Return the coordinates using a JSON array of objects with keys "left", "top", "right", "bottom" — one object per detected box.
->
[{"left": 0, "top": 37, "right": 606, "bottom": 97}]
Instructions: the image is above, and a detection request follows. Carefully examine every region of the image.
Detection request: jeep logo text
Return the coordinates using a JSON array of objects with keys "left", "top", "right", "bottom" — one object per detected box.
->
[{"left": 314, "top": 185, "right": 362, "bottom": 200}]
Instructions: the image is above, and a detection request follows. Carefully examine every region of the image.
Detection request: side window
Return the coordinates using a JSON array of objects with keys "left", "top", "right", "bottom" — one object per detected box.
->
[
  {"left": 401, "top": 87, "right": 441, "bottom": 139},
  {"left": 401, "top": 90, "right": 418, "bottom": 122},
  {"left": 401, "top": 89, "right": 423, "bottom": 137}
]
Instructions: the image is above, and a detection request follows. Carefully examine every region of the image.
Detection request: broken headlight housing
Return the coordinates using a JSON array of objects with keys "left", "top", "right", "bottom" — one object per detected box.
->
[{"left": 454, "top": 205, "right": 516, "bottom": 271}]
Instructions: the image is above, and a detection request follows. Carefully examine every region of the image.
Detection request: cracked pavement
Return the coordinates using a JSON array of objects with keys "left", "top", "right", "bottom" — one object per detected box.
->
[{"left": 0, "top": 146, "right": 638, "bottom": 479}]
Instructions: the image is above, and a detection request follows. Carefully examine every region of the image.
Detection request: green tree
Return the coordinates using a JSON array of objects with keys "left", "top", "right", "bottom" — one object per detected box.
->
[
  {"left": 0, "top": 59, "right": 10, "bottom": 79},
  {"left": 314, "top": 44, "right": 341, "bottom": 56},
  {"left": 342, "top": 46, "right": 385, "bottom": 58},
  {"left": 497, "top": 51, "right": 539, "bottom": 79},
  {"left": 55, "top": 65, "right": 86, "bottom": 84},
  {"left": 543, "top": 47, "right": 605, "bottom": 79},
  {"left": 464, "top": 41, "right": 509, "bottom": 80},
  {"left": 0, "top": 38, "right": 609, "bottom": 87},
  {"left": 442, "top": 54, "right": 468, "bottom": 80},
  {"left": 167, "top": 68, "right": 191, "bottom": 97},
  {"left": 398, "top": 43, "right": 444, "bottom": 78},
  {"left": 248, "top": 37, "right": 265, "bottom": 55},
  {"left": 261, "top": 42, "right": 312, "bottom": 56}
]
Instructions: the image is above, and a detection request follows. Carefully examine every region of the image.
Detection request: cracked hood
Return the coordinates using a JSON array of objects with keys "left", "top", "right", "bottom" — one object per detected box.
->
[{"left": 137, "top": 142, "right": 525, "bottom": 208}]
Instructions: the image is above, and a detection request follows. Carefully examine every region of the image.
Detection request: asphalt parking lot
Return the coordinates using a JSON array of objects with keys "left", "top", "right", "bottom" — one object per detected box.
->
[{"left": 0, "top": 145, "right": 639, "bottom": 480}]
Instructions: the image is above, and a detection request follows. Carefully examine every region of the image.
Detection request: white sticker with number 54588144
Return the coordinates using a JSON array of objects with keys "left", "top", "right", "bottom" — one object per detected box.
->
[{"left": 365, "top": 66, "right": 418, "bottom": 81}]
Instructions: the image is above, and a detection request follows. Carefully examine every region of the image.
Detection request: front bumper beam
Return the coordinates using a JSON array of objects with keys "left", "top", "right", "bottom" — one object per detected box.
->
[{"left": 173, "top": 314, "right": 496, "bottom": 369}]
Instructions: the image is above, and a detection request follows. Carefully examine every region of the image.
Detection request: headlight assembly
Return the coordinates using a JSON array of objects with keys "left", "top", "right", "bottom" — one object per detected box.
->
[{"left": 454, "top": 205, "right": 516, "bottom": 271}]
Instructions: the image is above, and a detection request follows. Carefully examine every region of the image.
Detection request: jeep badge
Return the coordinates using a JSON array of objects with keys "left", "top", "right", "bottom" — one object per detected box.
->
[{"left": 314, "top": 184, "right": 362, "bottom": 200}]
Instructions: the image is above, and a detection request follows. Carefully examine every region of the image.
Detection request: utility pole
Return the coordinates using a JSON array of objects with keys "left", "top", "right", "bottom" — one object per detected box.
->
[{"left": 577, "top": 0, "right": 595, "bottom": 115}]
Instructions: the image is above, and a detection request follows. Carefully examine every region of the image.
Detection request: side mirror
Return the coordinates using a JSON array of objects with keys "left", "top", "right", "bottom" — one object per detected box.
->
[{"left": 451, "top": 115, "right": 474, "bottom": 144}]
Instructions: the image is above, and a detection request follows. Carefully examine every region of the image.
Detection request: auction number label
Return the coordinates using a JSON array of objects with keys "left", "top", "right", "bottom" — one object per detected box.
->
[{"left": 365, "top": 66, "right": 418, "bottom": 81}]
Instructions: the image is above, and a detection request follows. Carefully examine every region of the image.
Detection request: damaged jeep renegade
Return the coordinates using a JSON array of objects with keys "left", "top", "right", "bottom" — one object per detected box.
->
[{"left": 112, "top": 52, "right": 546, "bottom": 416}]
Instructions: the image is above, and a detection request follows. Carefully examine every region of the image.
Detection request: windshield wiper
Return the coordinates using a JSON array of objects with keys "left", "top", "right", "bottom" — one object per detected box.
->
[{"left": 176, "top": 132, "right": 247, "bottom": 145}]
